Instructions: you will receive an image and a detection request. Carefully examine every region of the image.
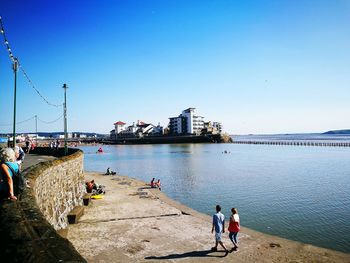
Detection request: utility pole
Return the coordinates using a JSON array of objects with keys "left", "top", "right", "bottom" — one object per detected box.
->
[
  {"left": 12, "top": 58, "right": 18, "bottom": 148},
  {"left": 63, "top": 84, "right": 68, "bottom": 155}
]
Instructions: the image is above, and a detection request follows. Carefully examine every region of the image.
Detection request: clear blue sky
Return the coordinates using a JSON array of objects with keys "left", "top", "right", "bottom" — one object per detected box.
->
[{"left": 0, "top": 0, "right": 349, "bottom": 134}]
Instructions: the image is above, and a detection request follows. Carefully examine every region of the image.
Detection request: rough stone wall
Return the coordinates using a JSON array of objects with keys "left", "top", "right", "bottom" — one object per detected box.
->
[
  {"left": 0, "top": 148, "right": 86, "bottom": 262},
  {"left": 34, "top": 151, "right": 85, "bottom": 230}
]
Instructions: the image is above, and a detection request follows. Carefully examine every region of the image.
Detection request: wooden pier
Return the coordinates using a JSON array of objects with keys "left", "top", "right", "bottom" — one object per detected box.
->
[{"left": 232, "top": 140, "right": 350, "bottom": 147}]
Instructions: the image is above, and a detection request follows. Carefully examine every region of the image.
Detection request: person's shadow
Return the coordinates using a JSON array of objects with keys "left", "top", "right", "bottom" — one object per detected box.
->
[{"left": 145, "top": 249, "right": 228, "bottom": 260}]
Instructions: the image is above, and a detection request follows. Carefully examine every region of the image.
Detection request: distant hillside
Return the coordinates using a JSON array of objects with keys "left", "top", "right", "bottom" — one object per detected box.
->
[
  {"left": 36, "top": 132, "right": 107, "bottom": 137},
  {"left": 323, "top": 129, "right": 350, "bottom": 135}
]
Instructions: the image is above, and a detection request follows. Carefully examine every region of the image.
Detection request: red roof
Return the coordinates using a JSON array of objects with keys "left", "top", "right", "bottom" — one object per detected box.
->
[{"left": 114, "top": 121, "right": 126, "bottom": 125}]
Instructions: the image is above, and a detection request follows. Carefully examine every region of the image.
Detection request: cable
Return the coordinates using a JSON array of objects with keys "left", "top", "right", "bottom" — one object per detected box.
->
[
  {"left": 19, "top": 66, "right": 63, "bottom": 107},
  {"left": 0, "top": 114, "right": 63, "bottom": 127},
  {"left": 0, "top": 16, "right": 15, "bottom": 62},
  {"left": 37, "top": 114, "right": 63, "bottom": 124},
  {"left": 0, "top": 16, "right": 63, "bottom": 108},
  {"left": 0, "top": 116, "right": 35, "bottom": 126}
]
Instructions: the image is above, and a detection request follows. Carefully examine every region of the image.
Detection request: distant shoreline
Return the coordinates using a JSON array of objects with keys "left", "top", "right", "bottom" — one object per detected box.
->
[{"left": 105, "top": 134, "right": 232, "bottom": 145}]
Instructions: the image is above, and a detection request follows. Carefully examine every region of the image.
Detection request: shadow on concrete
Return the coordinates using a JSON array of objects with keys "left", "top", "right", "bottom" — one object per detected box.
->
[
  {"left": 145, "top": 249, "right": 228, "bottom": 260},
  {"left": 138, "top": 186, "right": 153, "bottom": 190}
]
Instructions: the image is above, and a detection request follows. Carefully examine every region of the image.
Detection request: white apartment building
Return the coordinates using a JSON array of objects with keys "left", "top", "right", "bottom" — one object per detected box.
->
[{"left": 168, "top": 108, "right": 204, "bottom": 135}]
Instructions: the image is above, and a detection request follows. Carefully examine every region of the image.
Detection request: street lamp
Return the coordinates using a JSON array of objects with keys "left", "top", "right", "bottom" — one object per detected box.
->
[
  {"left": 12, "top": 58, "right": 18, "bottom": 148},
  {"left": 63, "top": 83, "right": 68, "bottom": 155}
]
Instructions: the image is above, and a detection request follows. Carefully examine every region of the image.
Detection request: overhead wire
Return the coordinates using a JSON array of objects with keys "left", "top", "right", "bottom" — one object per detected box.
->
[
  {"left": 0, "top": 16, "right": 63, "bottom": 108},
  {"left": 38, "top": 114, "right": 63, "bottom": 124},
  {"left": 0, "top": 15, "right": 15, "bottom": 63},
  {"left": 0, "top": 114, "right": 63, "bottom": 127},
  {"left": 19, "top": 66, "right": 63, "bottom": 107},
  {"left": 0, "top": 116, "right": 35, "bottom": 127}
]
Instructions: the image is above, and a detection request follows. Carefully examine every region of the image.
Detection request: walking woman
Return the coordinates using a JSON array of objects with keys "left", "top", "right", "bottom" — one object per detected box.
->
[{"left": 228, "top": 207, "right": 240, "bottom": 252}]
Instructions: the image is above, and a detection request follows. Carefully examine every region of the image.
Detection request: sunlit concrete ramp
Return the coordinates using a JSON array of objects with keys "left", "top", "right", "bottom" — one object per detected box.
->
[
  {"left": 67, "top": 172, "right": 350, "bottom": 263},
  {"left": 77, "top": 173, "right": 181, "bottom": 223},
  {"left": 67, "top": 172, "right": 219, "bottom": 262}
]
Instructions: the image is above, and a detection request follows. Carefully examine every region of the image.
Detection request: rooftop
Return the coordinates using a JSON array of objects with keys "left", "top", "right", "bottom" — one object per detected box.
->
[{"left": 114, "top": 121, "right": 126, "bottom": 125}]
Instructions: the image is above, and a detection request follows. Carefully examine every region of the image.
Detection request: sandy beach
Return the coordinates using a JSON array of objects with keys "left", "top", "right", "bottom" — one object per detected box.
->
[{"left": 66, "top": 172, "right": 350, "bottom": 262}]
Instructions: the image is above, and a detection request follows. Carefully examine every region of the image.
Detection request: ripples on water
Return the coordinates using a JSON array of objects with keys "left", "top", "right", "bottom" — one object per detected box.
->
[{"left": 81, "top": 142, "right": 350, "bottom": 253}]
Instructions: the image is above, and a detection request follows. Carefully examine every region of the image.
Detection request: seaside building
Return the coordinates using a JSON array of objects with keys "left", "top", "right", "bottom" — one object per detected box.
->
[
  {"left": 212, "top": 122, "right": 223, "bottom": 133},
  {"left": 72, "top": 133, "right": 87, "bottom": 139},
  {"left": 114, "top": 121, "right": 126, "bottom": 134},
  {"left": 58, "top": 133, "right": 72, "bottom": 139},
  {"left": 110, "top": 129, "right": 116, "bottom": 140},
  {"left": 110, "top": 108, "right": 221, "bottom": 141},
  {"left": 111, "top": 120, "right": 163, "bottom": 139},
  {"left": 151, "top": 123, "right": 164, "bottom": 135},
  {"left": 168, "top": 108, "right": 204, "bottom": 135},
  {"left": 202, "top": 121, "right": 222, "bottom": 135}
]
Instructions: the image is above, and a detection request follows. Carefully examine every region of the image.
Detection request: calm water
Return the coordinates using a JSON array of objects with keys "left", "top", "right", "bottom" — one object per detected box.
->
[{"left": 80, "top": 142, "right": 350, "bottom": 253}]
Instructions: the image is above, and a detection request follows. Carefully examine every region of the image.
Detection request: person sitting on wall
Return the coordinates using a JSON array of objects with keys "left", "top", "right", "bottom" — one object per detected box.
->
[
  {"left": 0, "top": 148, "right": 20, "bottom": 201},
  {"left": 14, "top": 146, "right": 25, "bottom": 166}
]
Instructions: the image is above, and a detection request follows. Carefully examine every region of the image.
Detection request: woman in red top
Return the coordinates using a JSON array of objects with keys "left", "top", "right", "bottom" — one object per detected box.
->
[{"left": 228, "top": 207, "right": 240, "bottom": 251}]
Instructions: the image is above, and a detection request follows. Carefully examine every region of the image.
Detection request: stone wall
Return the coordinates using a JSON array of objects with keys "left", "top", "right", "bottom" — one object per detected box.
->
[
  {"left": 32, "top": 149, "right": 85, "bottom": 230},
  {"left": 0, "top": 147, "right": 86, "bottom": 261}
]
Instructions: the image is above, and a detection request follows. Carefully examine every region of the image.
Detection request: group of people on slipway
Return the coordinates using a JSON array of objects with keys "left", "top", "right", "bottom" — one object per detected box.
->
[
  {"left": 150, "top": 177, "right": 161, "bottom": 190},
  {"left": 149, "top": 178, "right": 239, "bottom": 254},
  {"left": 105, "top": 167, "right": 116, "bottom": 175},
  {"left": 86, "top": 179, "right": 106, "bottom": 195}
]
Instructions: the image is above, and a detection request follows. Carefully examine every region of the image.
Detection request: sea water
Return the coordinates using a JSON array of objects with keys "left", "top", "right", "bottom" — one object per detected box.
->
[{"left": 81, "top": 140, "right": 350, "bottom": 253}]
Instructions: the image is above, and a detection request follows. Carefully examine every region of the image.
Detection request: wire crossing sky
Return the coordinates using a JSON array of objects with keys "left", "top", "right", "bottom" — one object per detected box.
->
[
  {"left": 0, "top": 0, "right": 349, "bottom": 134},
  {"left": 0, "top": 16, "right": 63, "bottom": 108}
]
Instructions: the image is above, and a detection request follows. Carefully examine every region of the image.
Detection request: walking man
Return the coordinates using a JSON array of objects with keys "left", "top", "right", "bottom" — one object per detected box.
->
[{"left": 211, "top": 205, "right": 228, "bottom": 254}]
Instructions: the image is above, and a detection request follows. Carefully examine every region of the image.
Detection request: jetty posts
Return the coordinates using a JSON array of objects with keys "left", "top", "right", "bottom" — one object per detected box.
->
[{"left": 232, "top": 140, "right": 350, "bottom": 147}]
